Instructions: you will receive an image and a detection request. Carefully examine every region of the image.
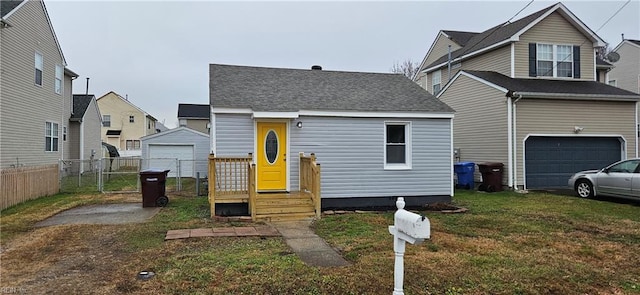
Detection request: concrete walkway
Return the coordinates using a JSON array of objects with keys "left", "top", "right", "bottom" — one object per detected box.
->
[{"left": 272, "top": 221, "right": 350, "bottom": 267}]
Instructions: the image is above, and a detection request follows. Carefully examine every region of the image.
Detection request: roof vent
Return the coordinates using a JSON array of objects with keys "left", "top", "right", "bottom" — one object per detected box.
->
[{"left": 311, "top": 65, "right": 322, "bottom": 70}]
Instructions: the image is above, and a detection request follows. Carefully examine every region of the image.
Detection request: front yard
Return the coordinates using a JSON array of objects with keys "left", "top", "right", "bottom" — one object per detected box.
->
[{"left": 1, "top": 190, "right": 638, "bottom": 294}]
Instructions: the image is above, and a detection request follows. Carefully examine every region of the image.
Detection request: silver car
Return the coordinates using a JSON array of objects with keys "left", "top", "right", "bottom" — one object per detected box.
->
[{"left": 568, "top": 159, "right": 640, "bottom": 200}]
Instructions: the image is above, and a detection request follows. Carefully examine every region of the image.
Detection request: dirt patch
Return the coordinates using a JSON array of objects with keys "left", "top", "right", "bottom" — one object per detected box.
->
[
  {"left": 0, "top": 225, "right": 130, "bottom": 294},
  {"left": 423, "top": 202, "right": 468, "bottom": 213}
]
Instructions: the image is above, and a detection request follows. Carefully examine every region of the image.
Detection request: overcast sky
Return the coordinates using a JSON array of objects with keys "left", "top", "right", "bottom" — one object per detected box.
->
[{"left": 45, "top": 0, "right": 639, "bottom": 128}]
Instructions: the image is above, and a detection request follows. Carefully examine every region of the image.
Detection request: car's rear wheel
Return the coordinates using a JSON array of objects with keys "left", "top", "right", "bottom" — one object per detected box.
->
[{"left": 575, "top": 180, "right": 594, "bottom": 198}]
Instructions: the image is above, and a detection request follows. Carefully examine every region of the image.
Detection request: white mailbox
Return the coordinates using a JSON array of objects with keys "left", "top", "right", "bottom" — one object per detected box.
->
[{"left": 388, "top": 197, "right": 431, "bottom": 295}]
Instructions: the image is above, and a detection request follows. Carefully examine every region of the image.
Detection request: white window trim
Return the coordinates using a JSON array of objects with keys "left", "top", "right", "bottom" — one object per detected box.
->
[
  {"left": 45, "top": 121, "right": 59, "bottom": 152},
  {"left": 103, "top": 115, "right": 111, "bottom": 127},
  {"left": 536, "top": 43, "right": 573, "bottom": 78},
  {"left": 55, "top": 64, "right": 63, "bottom": 94},
  {"left": 432, "top": 70, "right": 442, "bottom": 95},
  {"left": 35, "top": 52, "right": 43, "bottom": 86},
  {"left": 608, "top": 80, "right": 617, "bottom": 87},
  {"left": 384, "top": 121, "right": 412, "bottom": 170}
]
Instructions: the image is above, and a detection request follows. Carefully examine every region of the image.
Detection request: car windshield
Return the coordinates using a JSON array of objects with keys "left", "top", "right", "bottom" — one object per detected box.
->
[{"left": 607, "top": 160, "right": 640, "bottom": 173}]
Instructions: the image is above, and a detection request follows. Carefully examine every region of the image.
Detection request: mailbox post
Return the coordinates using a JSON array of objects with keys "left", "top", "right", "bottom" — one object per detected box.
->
[{"left": 388, "top": 197, "right": 431, "bottom": 295}]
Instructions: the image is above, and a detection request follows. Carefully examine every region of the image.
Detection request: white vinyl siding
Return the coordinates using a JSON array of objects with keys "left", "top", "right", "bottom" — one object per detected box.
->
[
  {"left": 54, "top": 64, "right": 62, "bottom": 94},
  {"left": 35, "top": 52, "right": 43, "bottom": 86},
  {"left": 45, "top": 122, "right": 59, "bottom": 152},
  {"left": 384, "top": 122, "right": 411, "bottom": 169}
]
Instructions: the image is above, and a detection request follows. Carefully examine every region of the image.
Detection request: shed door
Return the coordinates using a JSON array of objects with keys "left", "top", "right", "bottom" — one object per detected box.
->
[
  {"left": 148, "top": 145, "right": 194, "bottom": 177},
  {"left": 257, "top": 122, "right": 287, "bottom": 191},
  {"left": 525, "top": 136, "right": 622, "bottom": 189}
]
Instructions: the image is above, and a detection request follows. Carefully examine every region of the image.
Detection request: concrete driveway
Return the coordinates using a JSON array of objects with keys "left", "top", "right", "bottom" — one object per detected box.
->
[{"left": 35, "top": 203, "right": 160, "bottom": 227}]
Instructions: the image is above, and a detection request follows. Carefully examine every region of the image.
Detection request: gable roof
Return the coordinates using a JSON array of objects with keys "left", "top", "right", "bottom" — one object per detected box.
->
[
  {"left": 422, "top": 2, "right": 606, "bottom": 73},
  {"left": 96, "top": 91, "right": 157, "bottom": 121},
  {"left": 451, "top": 70, "right": 639, "bottom": 100},
  {"left": 210, "top": 64, "right": 454, "bottom": 114},
  {"left": 71, "top": 94, "right": 95, "bottom": 120},
  {"left": 177, "top": 104, "right": 209, "bottom": 119},
  {"left": 630, "top": 40, "right": 640, "bottom": 47},
  {"left": 613, "top": 39, "right": 640, "bottom": 52},
  {"left": 140, "top": 126, "right": 208, "bottom": 141}
]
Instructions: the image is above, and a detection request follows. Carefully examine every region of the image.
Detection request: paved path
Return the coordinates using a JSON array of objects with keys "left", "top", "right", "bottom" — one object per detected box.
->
[
  {"left": 36, "top": 203, "right": 160, "bottom": 227},
  {"left": 165, "top": 221, "right": 349, "bottom": 267},
  {"left": 272, "top": 221, "right": 350, "bottom": 267}
]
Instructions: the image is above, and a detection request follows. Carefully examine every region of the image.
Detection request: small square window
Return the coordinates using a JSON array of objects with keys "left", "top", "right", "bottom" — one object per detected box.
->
[{"left": 129, "top": 115, "right": 135, "bottom": 123}]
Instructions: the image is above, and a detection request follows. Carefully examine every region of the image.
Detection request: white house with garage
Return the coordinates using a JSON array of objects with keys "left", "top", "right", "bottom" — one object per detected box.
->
[{"left": 140, "top": 126, "right": 209, "bottom": 178}]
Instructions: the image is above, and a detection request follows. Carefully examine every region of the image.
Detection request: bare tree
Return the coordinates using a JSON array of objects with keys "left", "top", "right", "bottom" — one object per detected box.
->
[{"left": 391, "top": 59, "right": 419, "bottom": 79}]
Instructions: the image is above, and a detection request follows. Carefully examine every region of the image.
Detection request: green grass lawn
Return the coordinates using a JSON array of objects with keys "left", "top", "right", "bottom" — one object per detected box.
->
[{"left": 2, "top": 190, "right": 639, "bottom": 294}]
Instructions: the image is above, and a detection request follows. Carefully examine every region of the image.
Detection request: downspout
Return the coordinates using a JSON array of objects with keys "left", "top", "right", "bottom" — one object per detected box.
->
[
  {"left": 636, "top": 100, "right": 639, "bottom": 158},
  {"left": 512, "top": 93, "right": 523, "bottom": 189},
  {"left": 80, "top": 120, "right": 85, "bottom": 173},
  {"left": 507, "top": 96, "right": 513, "bottom": 188}
]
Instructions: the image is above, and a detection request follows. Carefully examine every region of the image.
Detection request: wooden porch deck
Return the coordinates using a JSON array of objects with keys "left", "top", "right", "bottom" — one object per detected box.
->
[{"left": 208, "top": 153, "right": 321, "bottom": 222}]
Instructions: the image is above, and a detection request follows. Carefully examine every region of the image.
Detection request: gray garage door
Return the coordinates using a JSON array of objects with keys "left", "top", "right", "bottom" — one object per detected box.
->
[{"left": 525, "top": 136, "right": 622, "bottom": 188}]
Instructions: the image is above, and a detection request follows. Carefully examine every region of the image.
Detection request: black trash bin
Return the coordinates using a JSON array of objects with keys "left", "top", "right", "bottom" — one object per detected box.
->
[
  {"left": 477, "top": 163, "right": 504, "bottom": 192},
  {"left": 140, "top": 169, "right": 170, "bottom": 207}
]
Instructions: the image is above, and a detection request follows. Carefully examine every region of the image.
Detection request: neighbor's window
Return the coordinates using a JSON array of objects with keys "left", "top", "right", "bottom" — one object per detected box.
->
[
  {"left": 384, "top": 122, "right": 411, "bottom": 169},
  {"left": 55, "top": 64, "right": 63, "bottom": 94},
  {"left": 129, "top": 115, "right": 135, "bottom": 123},
  {"left": 432, "top": 70, "right": 442, "bottom": 95},
  {"left": 63, "top": 126, "right": 67, "bottom": 141},
  {"left": 35, "top": 52, "right": 43, "bottom": 86},
  {"left": 126, "top": 140, "right": 141, "bottom": 150},
  {"left": 608, "top": 80, "right": 617, "bottom": 86},
  {"left": 45, "top": 122, "right": 59, "bottom": 152},
  {"left": 537, "top": 43, "right": 572, "bottom": 77},
  {"left": 103, "top": 115, "right": 111, "bottom": 127}
]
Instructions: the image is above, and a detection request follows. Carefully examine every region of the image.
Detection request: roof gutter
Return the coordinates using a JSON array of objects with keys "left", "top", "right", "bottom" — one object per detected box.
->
[{"left": 512, "top": 92, "right": 640, "bottom": 101}]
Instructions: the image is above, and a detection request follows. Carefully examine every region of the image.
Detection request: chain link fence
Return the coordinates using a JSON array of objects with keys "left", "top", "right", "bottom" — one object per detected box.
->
[
  {"left": 59, "top": 157, "right": 209, "bottom": 196},
  {"left": 59, "top": 159, "right": 101, "bottom": 193}
]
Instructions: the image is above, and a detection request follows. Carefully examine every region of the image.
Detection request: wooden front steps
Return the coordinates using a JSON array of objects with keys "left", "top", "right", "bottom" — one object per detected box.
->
[{"left": 254, "top": 191, "right": 316, "bottom": 222}]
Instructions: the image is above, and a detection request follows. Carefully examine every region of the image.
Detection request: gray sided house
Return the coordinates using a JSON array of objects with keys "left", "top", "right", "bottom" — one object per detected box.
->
[
  {"left": 140, "top": 126, "right": 210, "bottom": 178},
  {"left": 210, "top": 64, "right": 455, "bottom": 208},
  {"left": 69, "top": 95, "right": 102, "bottom": 163}
]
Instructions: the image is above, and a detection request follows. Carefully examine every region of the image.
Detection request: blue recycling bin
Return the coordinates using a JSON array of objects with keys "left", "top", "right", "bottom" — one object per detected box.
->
[{"left": 454, "top": 162, "right": 475, "bottom": 189}]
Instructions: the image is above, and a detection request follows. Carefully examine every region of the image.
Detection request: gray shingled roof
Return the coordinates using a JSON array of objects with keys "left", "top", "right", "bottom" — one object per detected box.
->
[
  {"left": 442, "top": 30, "right": 478, "bottom": 47},
  {"left": 1, "top": 0, "right": 22, "bottom": 18},
  {"left": 177, "top": 104, "right": 209, "bottom": 118},
  {"left": 465, "top": 71, "right": 640, "bottom": 98},
  {"left": 210, "top": 64, "right": 454, "bottom": 113},
  {"left": 628, "top": 40, "right": 640, "bottom": 46},
  {"left": 71, "top": 94, "right": 95, "bottom": 120},
  {"left": 422, "top": 4, "right": 556, "bottom": 71}
]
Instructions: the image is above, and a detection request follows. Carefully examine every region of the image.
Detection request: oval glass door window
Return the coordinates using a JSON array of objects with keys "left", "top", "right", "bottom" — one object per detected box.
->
[{"left": 265, "top": 130, "right": 278, "bottom": 164}]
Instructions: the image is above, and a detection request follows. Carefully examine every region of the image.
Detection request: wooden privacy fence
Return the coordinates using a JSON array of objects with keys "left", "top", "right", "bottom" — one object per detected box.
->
[
  {"left": 299, "top": 152, "right": 321, "bottom": 219},
  {"left": 0, "top": 164, "right": 59, "bottom": 210},
  {"left": 208, "top": 153, "right": 253, "bottom": 217}
]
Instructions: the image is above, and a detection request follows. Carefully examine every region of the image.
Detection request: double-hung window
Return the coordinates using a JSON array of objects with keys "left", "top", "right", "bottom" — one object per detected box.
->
[
  {"left": 432, "top": 70, "right": 442, "bottom": 95},
  {"left": 126, "top": 140, "right": 141, "bottom": 150},
  {"left": 536, "top": 44, "right": 573, "bottom": 78},
  {"left": 55, "top": 64, "right": 63, "bottom": 94},
  {"left": 384, "top": 122, "right": 411, "bottom": 169},
  {"left": 35, "top": 53, "right": 43, "bottom": 86},
  {"left": 103, "top": 115, "right": 111, "bottom": 127},
  {"left": 45, "top": 122, "right": 59, "bottom": 152}
]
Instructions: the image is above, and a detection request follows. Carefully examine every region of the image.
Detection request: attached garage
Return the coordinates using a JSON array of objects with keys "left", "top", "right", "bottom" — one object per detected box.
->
[
  {"left": 524, "top": 136, "right": 623, "bottom": 188},
  {"left": 140, "top": 127, "right": 210, "bottom": 178}
]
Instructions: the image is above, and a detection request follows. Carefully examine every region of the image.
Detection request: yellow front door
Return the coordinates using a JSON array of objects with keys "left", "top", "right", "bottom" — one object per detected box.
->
[{"left": 257, "top": 122, "right": 287, "bottom": 191}]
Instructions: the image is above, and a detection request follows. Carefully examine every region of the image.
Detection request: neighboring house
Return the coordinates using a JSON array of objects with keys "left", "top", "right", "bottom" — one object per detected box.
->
[
  {"left": 0, "top": 0, "right": 77, "bottom": 168},
  {"left": 415, "top": 2, "right": 640, "bottom": 190},
  {"left": 210, "top": 64, "right": 455, "bottom": 208},
  {"left": 69, "top": 94, "right": 102, "bottom": 164},
  {"left": 140, "top": 126, "right": 209, "bottom": 178},
  {"left": 96, "top": 91, "right": 158, "bottom": 157},
  {"left": 177, "top": 103, "right": 210, "bottom": 134},
  {"left": 608, "top": 39, "right": 640, "bottom": 94}
]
